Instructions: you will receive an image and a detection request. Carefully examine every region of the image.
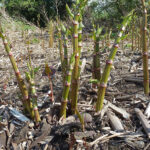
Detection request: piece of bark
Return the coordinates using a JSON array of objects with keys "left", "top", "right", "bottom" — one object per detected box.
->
[
  {"left": 0, "top": 131, "right": 7, "bottom": 148},
  {"left": 126, "top": 140, "right": 145, "bottom": 149},
  {"left": 115, "top": 95, "right": 133, "bottom": 101},
  {"left": 107, "top": 111, "right": 124, "bottom": 131},
  {"left": 145, "top": 103, "right": 150, "bottom": 118},
  {"left": 74, "top": 131, "right": 96, "bottom": 140},
  {"left": 29, "top": 119, "right": 51, "bottom": 149},
  {"left": 7, "top": 123, "right": 15, "bottom": 148},
  {"left": 135, "top": 108, "right": 150, "bottom": 139},
  {"left": 104, "top": 99, "right": 130, "bottom": 119},
  {"left": 124, "top": 77, "right": 143, "bottom": 84},
  {"left": 88, "top": 134, "right": 108, "bottom": 146}
]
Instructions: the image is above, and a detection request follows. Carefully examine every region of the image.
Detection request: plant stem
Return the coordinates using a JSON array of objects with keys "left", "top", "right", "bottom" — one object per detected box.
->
[
  {"left": 60, "top": 54, "right": 75, "bottom": 118},
  {"left": 29, "top": 78, "right": 41, "bottom": 122},
  {"left": 71, "top": 13, "right": 80, "bottom": 114},
  {"left": 96, "top": 11, "right": 133, "bottom": 112},
  {"left": 49, "top": 20, "right": 54, "bottom": 48},
  {"left": 48, "top": 74, "right": 54, "bottom": 102},
  {"left": 0, "top": 25, "right": 33, "bottom": 117},
  {"left": 92, "top": 26, "right": 102, "bottom": 83},
  {"left": 63, "top": 30, "right": 69, "bottom": 79},
  {"left": 141, "top": 0, "right": 149, "bottom": 95}
]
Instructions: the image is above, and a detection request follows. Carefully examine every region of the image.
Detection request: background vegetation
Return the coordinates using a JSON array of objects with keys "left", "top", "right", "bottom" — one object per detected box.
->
[{"left": 1, "top": 0, "right": 147, "bottom": 28}]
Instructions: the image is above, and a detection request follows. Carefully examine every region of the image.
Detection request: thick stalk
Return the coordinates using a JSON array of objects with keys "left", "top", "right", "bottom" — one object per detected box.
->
[
  {"left": 60, "top": 54, "right": 75, "bottom": 118},
  {"left": 71, "top": 14, "right": 79, "bottom": 114},
  {"left": 96, "top": 11, "right": 133, "bottom": 111},
  {"left": 141, "top": 0, "right": 149, "bottom": 94}
]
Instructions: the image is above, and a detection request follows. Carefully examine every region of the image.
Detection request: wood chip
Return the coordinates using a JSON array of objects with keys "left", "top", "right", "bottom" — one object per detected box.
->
[
  {"left": 145, "top": 103, "right": 150, "bottom": 118},
  {"left": 104, "top": 99, "right": 130, "bottom": 119},
  {"left": 135, "top": 108, "right": 150, "bottom": 139},
  {"left": 107, "top": 111, "right": 124, "bottom": 131}
]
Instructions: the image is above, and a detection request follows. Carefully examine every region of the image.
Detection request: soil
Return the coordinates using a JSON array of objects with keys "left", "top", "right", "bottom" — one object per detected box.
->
[{"left": 0, "top": 13, "right": 150, "bottom": 150}]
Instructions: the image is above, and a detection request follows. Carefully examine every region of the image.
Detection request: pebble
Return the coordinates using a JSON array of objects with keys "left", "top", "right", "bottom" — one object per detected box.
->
[
  {"left": 27, "top": 131, "right": 32, "bottom": 136},
  {"left": 28, "top": 135, "right": 33, "bottom": 140},
  {"left": 28, "top": 122, "right": 34, "bottom": 128},
  {"left": 77, "top": 113, "right": 92, "bottom": 123}
]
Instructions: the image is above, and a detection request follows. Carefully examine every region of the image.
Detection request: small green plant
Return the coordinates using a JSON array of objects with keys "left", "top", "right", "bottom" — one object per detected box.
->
[
  {"left": 60, "top": 54, "right": 75, "bottom": 118},
  {"left": 25, "top": 52, "right": 41, "bottom": 123},
  {"left": 30, "top": 37, "right": 39, "bottom": 44},
  {"left": 0, "top": 24, "right": 40, "bottom": 122},
  {"left": 96, "top": 10, "right": 134, "bottom": 112},
  {"left": 66, "top": 0, "right": 88, "bottom": 114},
  {"left": 124, "top": 43, "right": 132, "bottom": 48}
]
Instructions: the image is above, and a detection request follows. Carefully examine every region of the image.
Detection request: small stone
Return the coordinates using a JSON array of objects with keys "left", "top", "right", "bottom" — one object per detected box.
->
[
  {"left": 45, "top": 108, "right": 50, "bottom": 113},
  {"left": 28, "top": 135, "right": 33, "bottom": 140},
  {"left": 82, "top": 113, "right": 92, "bottom": 123},
  {"left": 27, "top": 131, "right": 32, "bottom": 136},
  {"left": 28, "top": 123, "right": 34, "bottom": 128},
  {"left": 77, "top": 113, "right": 92, "bottom": 123},
  {"left": 22, "top": 141, "right": 27, "bottom": 148}
]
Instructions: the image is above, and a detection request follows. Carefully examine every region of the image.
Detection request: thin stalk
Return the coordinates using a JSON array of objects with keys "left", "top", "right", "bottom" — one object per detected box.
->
[
  {"left": 29, "top": 78, "right": 41, "bottom": 123},
  {"left": 96, "top": 11, "right": 134, "bottom": 112},
  {"left": 60, "top": 54, "right": 75, "bottom": 118},
  {"left": 141, "top": 0, "right": 149, "bottom": 94},
  {"left": 92, "top": 26, "right": 102, "bottom": 83},
  {"left": 61, "top": 24, "right": 69, "bottom": 81},
  {"left": 58, "top": 27, "right": 64, "bottom": 65},
  {"left": 49, "top": 20, "right": 54, "bottom": 48},
  {"left": 107, "top": 29, "right": 112, "bottom": 47},
  {"left": 0, "top": 26, "right": 33, "bottom": 117},
  {"left": 45, "top": 63, "right": 54, "bottom": 102},
  {"left": 57, "top": 26, "right": 65, "bottom": 84},
  {"left": 140, "top": 18, "right": 143, "bottom": 50},
  {"left": 132, "top": 19, "right": 135, "bottom": 51},
  {"left": 26, "top": 54, "right": 41, "bottom": 123},
  {"left": 75, "top": 108, "right": 85, "bottom": 131},
  {"left": 78, "top": 18, "right": 83, "bottom": 58},
  {"left": 63, "top": 34, "right": 68, "bottom": 77},
  {"left": 48, "top": 74, "right": 54, "bottom": 102}
]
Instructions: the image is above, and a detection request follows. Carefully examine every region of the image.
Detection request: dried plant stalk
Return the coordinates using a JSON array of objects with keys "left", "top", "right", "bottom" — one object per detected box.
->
[{"left": 49, "top": 20, "right": 54, "bottom": 48}]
